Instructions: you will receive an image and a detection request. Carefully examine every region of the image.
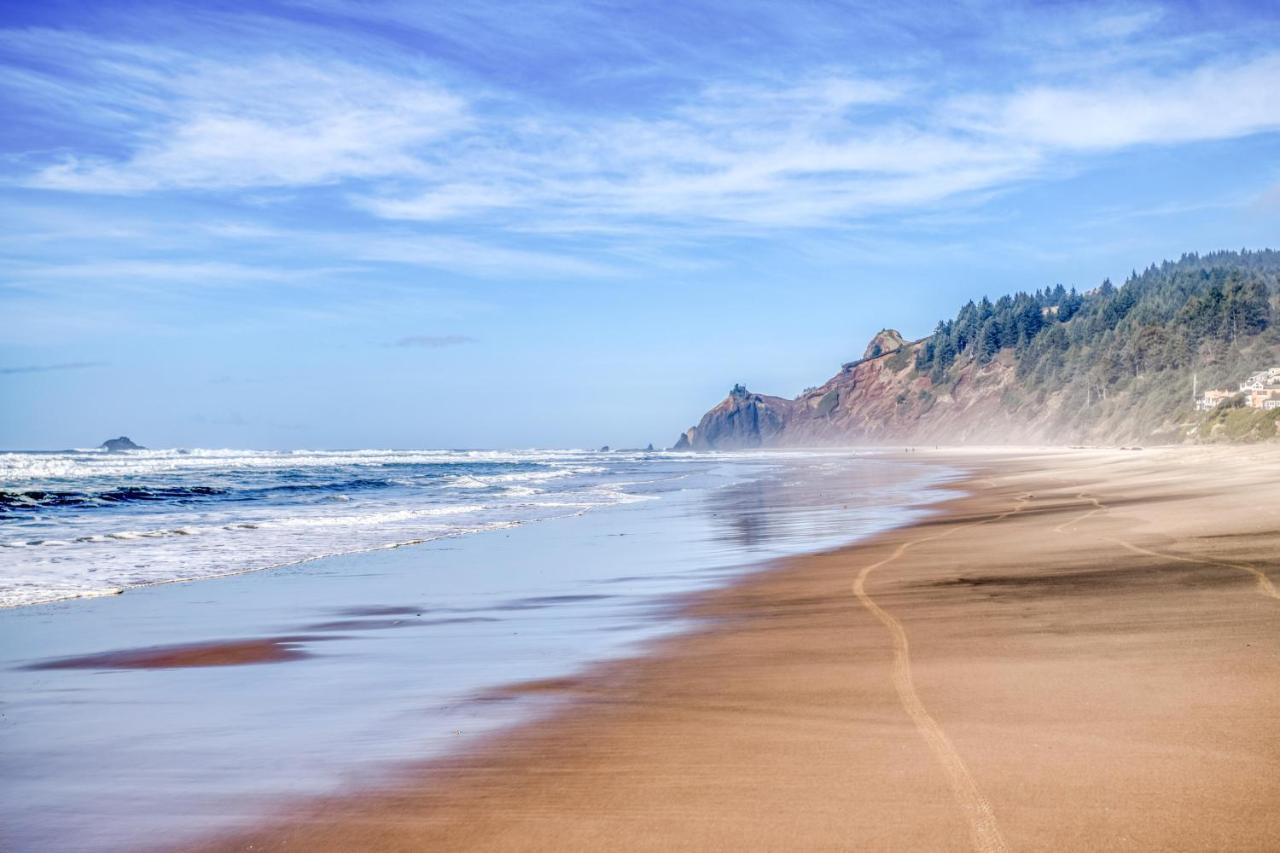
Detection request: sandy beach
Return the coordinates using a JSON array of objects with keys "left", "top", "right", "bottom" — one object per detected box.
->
[
  {"left": 9, "top": 3, "right": 1279, "bottom": 851},
  {"left": 193, "top": 445, "right": 1280, "bottom": 853},
  {"left": 4, "top": 452, "right": 951, "bottom": 853}
]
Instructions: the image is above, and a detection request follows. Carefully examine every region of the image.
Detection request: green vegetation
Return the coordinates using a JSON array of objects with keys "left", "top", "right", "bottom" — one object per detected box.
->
[
  {"left": 886, "top": 346, "right": 913, "bottom": 372},
  {"left": 911, "top": 250, "right": 1280, "bottom": 441},
  {"left": 1198, "top": 406, "right": 1280, "bottom": 442}
]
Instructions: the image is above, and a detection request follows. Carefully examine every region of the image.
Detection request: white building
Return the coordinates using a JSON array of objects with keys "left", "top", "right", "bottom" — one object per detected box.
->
[
  {"left": 1247, "top": 393, "right": 1273, "bottom": 409},
  {"left": 1197, "top": 389, "right": 1235, "bottom": 411},
  {"left": 1199, "top": 368, "right": 1280, "bottom": 411}
]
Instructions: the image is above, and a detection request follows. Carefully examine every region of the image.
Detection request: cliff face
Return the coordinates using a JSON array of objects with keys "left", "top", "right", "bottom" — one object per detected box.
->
[
  {"left": 772, "top": 337, "right": 1058, "bottom": 446},
  {"left": 674, "top": 334, "right": 1052, "bottom": 450},
  {"left": 862, "top": 329, "right": 905, "bottom": 360},
  {"left": 673, "top": 386, "right": 796, "bottom": 450},
  {"left": 674, "top": 252, "right": 1280, "bottom": 449}
]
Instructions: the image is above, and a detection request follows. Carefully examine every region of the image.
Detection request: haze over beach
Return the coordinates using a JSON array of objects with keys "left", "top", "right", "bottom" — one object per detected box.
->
[{"left": 2, "top": 2, "right": 1280, "bottom": 852}]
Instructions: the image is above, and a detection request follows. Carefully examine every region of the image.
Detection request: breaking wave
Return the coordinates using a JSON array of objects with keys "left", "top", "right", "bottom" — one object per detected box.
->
[{"left": 0, "top": 448, "right": 685, "bottom": 608}]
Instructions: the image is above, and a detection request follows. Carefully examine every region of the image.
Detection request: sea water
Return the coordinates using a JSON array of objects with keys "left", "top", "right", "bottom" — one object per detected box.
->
[
  {"left": 0, "top": 448, "right": 711, "bottom": 608},
  {"left": 0, "top": 449, "right": 954, "bottom": 852}
]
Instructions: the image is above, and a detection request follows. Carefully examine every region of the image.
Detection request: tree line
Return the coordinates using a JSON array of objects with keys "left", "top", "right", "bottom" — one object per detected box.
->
[{"left": 910, "top": 249, "right": 1279, "bottom": 435}]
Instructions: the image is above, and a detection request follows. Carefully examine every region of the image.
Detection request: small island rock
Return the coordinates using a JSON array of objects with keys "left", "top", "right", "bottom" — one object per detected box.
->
[{"left": 101, "top": 436, "right": 145, "bottom": 453}]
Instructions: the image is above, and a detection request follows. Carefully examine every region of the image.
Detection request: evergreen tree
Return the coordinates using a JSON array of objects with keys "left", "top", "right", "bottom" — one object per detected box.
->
[
  {"left": 904, "top": 249, "right": 1278, "bottom": 437},
  {"left": 977, "top": 318, "right": 1001, "bottom": 364}
]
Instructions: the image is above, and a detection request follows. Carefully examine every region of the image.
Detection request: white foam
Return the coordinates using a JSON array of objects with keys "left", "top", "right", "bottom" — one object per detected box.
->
[
  {"left": 0, "top": 447, "right": 875, "bottom": 609},
  {"left": 0, "top": 449, "right": 695, "bottom": 609},
  {"left": 0, "top": 448, "right": 614, "bottom": 483}
]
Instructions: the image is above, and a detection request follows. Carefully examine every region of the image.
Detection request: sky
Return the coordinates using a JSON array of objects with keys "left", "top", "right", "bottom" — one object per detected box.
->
[{"left": 1, "top": 0, "right": 1279, "bottom": 450}]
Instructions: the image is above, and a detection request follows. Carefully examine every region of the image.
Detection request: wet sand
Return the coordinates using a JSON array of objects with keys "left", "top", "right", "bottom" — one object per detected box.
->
[
  {"left": 26, "top": 637, "right": 319, "bottom": 670},
  {"left": 194, "top": 445, "right": 1280, "bottom": 852},
  {"left": 6, "top": 452, "right": 948, "bottom": 853}
]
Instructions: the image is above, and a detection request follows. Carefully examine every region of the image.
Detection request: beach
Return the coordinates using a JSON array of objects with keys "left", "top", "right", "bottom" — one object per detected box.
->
[
  {"left": 190, "top": 445, "right": 1280, "bottom": 852},
  {"left": 9, "top": 4, "right": 1278, "bottom": 851},
  {"left": 1, "top": 451, "right": 949, "bottom": 852}
]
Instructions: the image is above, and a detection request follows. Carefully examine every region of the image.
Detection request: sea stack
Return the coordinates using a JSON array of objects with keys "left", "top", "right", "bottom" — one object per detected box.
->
[{"left": 100, "top": 436, "right": 145, "bottom": 453}]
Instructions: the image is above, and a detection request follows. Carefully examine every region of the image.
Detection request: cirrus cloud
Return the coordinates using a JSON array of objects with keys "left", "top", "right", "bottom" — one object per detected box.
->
[
  {"left": 25, "top": 53, "right": 466, "bottom": 192},
  {"left": 393, "top": 334, "right": 476, "bottom": 348},
  {"left": 0, "top": 360, "right": 108, "bottom": 375},
  {"left": 2, "top": 1, "right": 1279, "bottom": 255}
]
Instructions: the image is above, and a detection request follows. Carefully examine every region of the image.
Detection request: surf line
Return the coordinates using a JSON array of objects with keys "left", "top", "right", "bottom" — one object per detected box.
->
[{"left": 853, "top": 492, "right": 1029, "bottom": 853}]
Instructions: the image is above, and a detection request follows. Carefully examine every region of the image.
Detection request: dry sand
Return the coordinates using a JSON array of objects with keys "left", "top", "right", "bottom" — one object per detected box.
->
[{"left": 196, "top": 445, "right": 1280, "bottom": 852}]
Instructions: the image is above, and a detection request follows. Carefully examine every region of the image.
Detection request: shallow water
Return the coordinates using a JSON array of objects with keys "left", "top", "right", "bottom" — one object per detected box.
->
[{"left": 0, "top": 451, "right": 953, "bottom": 853}]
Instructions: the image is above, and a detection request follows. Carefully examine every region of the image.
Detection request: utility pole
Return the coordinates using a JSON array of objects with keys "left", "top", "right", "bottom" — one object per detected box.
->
[{"left": 1192, "top": 372, "right": 1197, "bottom": 407}]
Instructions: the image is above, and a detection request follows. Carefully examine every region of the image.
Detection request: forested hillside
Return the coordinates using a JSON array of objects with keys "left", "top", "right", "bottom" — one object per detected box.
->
[
  {"left": 675, "top": 249, "right": 1280, "bottom": 448},
  {"left": 912, "top": 249, "right": 1280, "bottom": 441}
]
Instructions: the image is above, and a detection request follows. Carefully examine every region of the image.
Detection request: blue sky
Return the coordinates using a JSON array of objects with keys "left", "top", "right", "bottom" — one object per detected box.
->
[{"left": 1, "top": 0, "right": 1278, "bottom": 449}]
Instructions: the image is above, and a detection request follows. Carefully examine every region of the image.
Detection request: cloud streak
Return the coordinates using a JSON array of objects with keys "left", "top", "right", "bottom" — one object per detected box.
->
[
  {"left": 0, "top": 361, "right": 108, "bottom": 375},
  {"left": 0, "top": 27, "right": 466, "bottom": 193},
  {"left": 8, "top": 9, "right": 1280, "bottom": 238},
  {"left": 953, "top": 54, "right": 1280, "bottom": 149},
  {"left": 0, "top": 0, "right": 1278, "bottom": 273},
  {"left": 393, "top": 334, "right": 476, "bottom": 348}
]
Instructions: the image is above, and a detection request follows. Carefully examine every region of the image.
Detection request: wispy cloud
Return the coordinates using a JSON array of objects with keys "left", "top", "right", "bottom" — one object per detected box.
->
[
  {"left": 348, "top": 234, "right": 617, "bottom": 277},
  {"left": 4, "top": 259, "right": 319, "bottom": 283},
  {"left": 9, "top": 8, "right": 1280, "bottom": 240},
  {"left": 13, "top": 43, "right": 465, "bottom": 192},
  {"left": 952, "top": 54, "right": 1280, "bottom": 149},
  {"left": 0, "top": 360, "right": 108, "bottom": 375},
  {"left": 393, "top": 334, "right": 476, "bottom": 348},
  {"left": 358, "top": 49, "right": 1280, "bottom": 231},
  {"left": 1, "top": 0, "right": 1278, "bottom": 273}
]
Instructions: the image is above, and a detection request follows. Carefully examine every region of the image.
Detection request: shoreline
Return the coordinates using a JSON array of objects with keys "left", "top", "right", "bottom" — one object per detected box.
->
[
  {"left": 192, "top": 445, "right": 1280, "bottom": 852},
  {"left": 0, "top": 447, "right": 909, "bottom": 611},
  {"left": 4, "top": 451, "right": 952, "bottom": 853}
]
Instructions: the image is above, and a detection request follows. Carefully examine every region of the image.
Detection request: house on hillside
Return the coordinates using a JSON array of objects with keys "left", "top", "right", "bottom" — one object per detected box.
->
[
  {"left": 1248, "top": 392, "right": 1277, "bottom": 409},
  {"left": 1197, "top": 389, "right": 1236, "bottom": 411},
  {"left": 1198, "top": 367, "right": 1280, "bottom": 411}
]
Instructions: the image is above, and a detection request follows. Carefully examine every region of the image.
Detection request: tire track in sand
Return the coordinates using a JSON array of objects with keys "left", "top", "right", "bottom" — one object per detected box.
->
[
  {"left": 1053, "top": 493, "right": 1104, "bottom": 534},
  {"left": 1107, "top": 538, "right": 1279, "bottom": 600},
  {"left": 853, "top": 493, "right": 1030, "bottom": 853},
  {"left": 1055, "top": 493, "right": 1278, "bottom": 601}
]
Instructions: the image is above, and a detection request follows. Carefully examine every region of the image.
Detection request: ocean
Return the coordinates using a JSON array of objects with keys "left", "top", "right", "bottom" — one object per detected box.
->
[
  {"left": 0, "top": 448, "right": 700, "bottom": 608},
  {"left": 0, "top": 448, "right": 953, "bottom": 852}
]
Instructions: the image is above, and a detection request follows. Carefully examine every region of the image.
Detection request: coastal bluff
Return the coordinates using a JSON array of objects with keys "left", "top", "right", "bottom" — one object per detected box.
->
[
  {"left": 672, "top": 385, "right": 795, "bottom": 451},
  {"left": 672, "top": 250, "right": 1280, "bottom": 449},
  {"left": 672, "top": 331, "right": 940, "bottom": 450}
]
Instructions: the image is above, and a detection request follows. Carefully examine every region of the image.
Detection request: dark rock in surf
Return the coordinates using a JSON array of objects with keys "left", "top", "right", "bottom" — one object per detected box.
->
[{"left": 100, "top": 436, "right": 145, "bottom": 453}]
